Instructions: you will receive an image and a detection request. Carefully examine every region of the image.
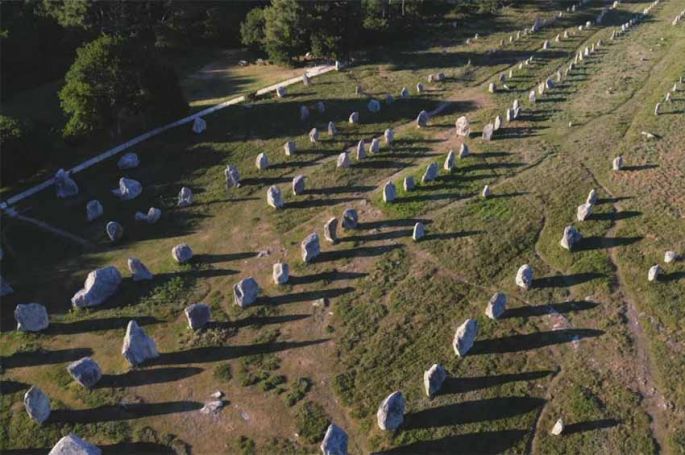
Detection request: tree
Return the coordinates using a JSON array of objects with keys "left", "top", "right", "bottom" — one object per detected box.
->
[
  {"left": 240, "top": 7, "right": 266, "bottom": 52},
  {"left": 263, "top": 0, "right": 306, "bottom": 64}
]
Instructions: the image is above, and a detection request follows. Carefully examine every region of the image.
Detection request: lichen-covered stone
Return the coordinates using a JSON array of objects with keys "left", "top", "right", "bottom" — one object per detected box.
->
[
  {"left": 185, "top": 303, "right": 211, "bottom": 330},
  {"left": 453, "top": 319, "right": 478, "bottom": 356},
  {"left": 324, "top": 218, "right": 338, "bottom": 244},
  {"left": 577, "top": 203, "right": 593, "bottom": 221},
  {"left": 267, "top": 185, "right": 284, "bottom": 209},
  {"left": 377, "top": 391, "right": 405, "bottom": 431},
  {"left": 515, "top": 264, "right": 533, "bottom": 290},
  {"left": 485, "top": 292, "right": 507, "bottom": 320},
  {"left": 337, "top": 152, "right": 350, "bottom": 168},
  {"left": 15, "top": 303, "right": 49, "bottom": 332},
  {"left": 122, "top": 320, "right": 158, "bottom": 366},
  {"left": 455, "top": 116, "right": 470, "bottom": 137},
  {"left": 177, "top": 186, "right": 193, "bottom": 207},
  {"left": 71, "top": 266, "right": 122, "bottom": 308},
  {"left": 273, "top": 263, "right": 289, "bottom": 285},
  {"left": 49, "top": 434, "right": 101, "bottom": 455},
  {"left": 320, "top": 423, "right": 348, "bottom": 455},
  {"left": 24, "top": 385, "right": 51, "bottom": 424},
  {"left": 301, "top": 233, "right": 320, "bottom": 263},
  {"left": 423, "top": 364, "right": 447, "bottom": 398},
  {"left": 128, "top": 257, "right": 153, "bottom": 281},
  {"left": 172, "top": 243, "right": 193, "bottom": 263},
  {"left": 67, "top": 357, "right": 102, "bottom": 388},
  {"left": 560, "top": 225, "right": 582, "bottom": 250},
  {"left": 234, "top": 277, "right": 260, "bottom": 308},
  {"left": 113, "top": 177, "right": 142, "bottom": 200}
]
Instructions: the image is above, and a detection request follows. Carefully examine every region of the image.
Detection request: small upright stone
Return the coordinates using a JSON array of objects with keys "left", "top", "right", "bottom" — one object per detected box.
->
[
  {"left": 117, "top": 152, "right": 139, "bottom": 170},
  {"left": 377, "top": 391, "right": 405, "bottom": 431},
  {"left": 284, "top": 141, "right": 296, "bottom": 156},
  {"left": 348, "top": 112, "right": 359, "bottom": 124},
  {"left": 444, "top": 150, "right": 456, "bottom": 171},
  {"left": 586, "top": 189, "right": 597, "bottom": 205},
  {"left": 24, "top": 385, "right": 51, "bottom": 424},
  {"left": 172, "top": 243, "right": 193, "bottom": 263},
  {"left": 551, "top": 418, "right": 564, "bottom": 436},
  {"left": 127, "top": 257, "right": 153, "bottom": 281},
  {"left": 276, "top": 86, "right": 287, "bottom": 98},
  {"left": 494, "top": 115, "right": 502, "bottom": 131},
  {"left": 184, "top": 303, "right": 211, "bottom": 330},
  {"left": 49, "top": 434, "right": 101, "bottom": 455},
  {"left": 400, "top": 87, "right": 409, "bottom": 98},
  {"left": 482, "top": 185, "right": 492, "bottom": 198},
  {"left": 485, "top": 292, "right": 507, "bottom": 319},
  {"left": 67, "top": 357, "right": 102, "bottom": 388},
  {"left": 267, "top": 185, "right": 284, "bottom": 209},
  {"left": 612, "top": 156, "right": 623, "bottom": 171},
  {"left": 383, "top": 181, "right": 396, "bottom": 203},
  {"left": 458, "top": 143, "right": 470, "bottom": 159},
  {"left": 654, "top": 103, "right": 661, "bottom": 115},
  {"left": 301, "top": 233, "right": 320, "bottom": 263},
  {"left": 577, "top": 203, "right": 593, "bottom": 221},
  {"left": 192, "top": 116, "right": 206, "bottom": 134},
  {"left": 113, "top": 177, "right": 142, "bottom": 200},
  {"left": 416, "top": 110, "right": 429, "bottom": 128},
  {"left": 134, "top": 207, "right": 161, "bottom": 224},
  {"left": 324, "top": 218, "right": 338, "bottom": 244},
  {"left": 488, "top": 82, "right": 496, "bottom": 93},
  {"left": 529, "top": 90, "right": 536, "bottom": 103},
  {"left": 367, "top": 99, "right": 381, "bottom": 113},
  {"left": 455, "top": 116, "right": 470, "bottom": 137},
  {"left": 355, "top": 85, "right": 362, "bottom": 95},
  {"left": 273, "top": 262, "right": 289, "bottom": 285},
  {"left": 384, "top": 128, "right": 394, "bottom": 145},
  {"left": 178, "top": 186, "right": 193, "bottom": 207},
  {"left": 122, "top": 320, "right": 158, "bottom": 366},
  {"left": 86, "top": 200, "right": 103, "bottom": 222},
  {"left": 648, "top": 265, "right": 661, "bottom": 282},
  {"left": 356, "top": 140, "right": 366, "bottom": 160},
  {"left": 515, "top": 264, "right": 533, "bottom": 290},
  {"left": 422, "top": 163, "right": 438, "bottom": 183},
  {"left": 453, "top": 319, "right": 478, "bottom": 357},
  {"left": 292, "top": 175, "right": 306, "bottom": 195},
  {"left": 337, "top": 152, "right": 350, "bottom": 168},
  {"left": 15, "top": 303, "right": 49, "bottom": 332},
  {"left": 54, "top": 169, "right": 79, "bottom": 198},
  {"left": 234, "top": 277, "right": 260, "bottom": 308},
  {"left": 342, "top": 209, "right": 358, "bottom": 229},
  {"left": 106, "top": 221, "right": 124, "bottom": 242},
  {"left": 664, "top": 251, "right": 678, "bottom": 263},
  {"left": 320, "top": 423, "right": 348, "bottom": 455},
  {"left": 482, "top": 123, "right": 494, "bottom": 141},
  {"left": 256, "top": 152, "right": 269, "bottom": 170},
  {"left": 369, "top": 137, "right": 380, "bottom": 154},
  {"left": 225, "top": 165, "right": 241, "bottom": 188},
  {"left": 327, "top": 121, "right": 337, "bottom": 136},
  {"left": 300, "top": 105, "right": 310, "bottom": 121},
  {"left": 309, "top": 128, "right": 319, "bottom": 144},
  {"left": 423, "top": 364, "right": 447, "bottom": 398},
  {"left": 416, "top": 82, "right": 424, "bottom": 94},
  {"left": 559, "top": 225, "right": 582, "bottom": 250},
  {"left": 404, "top": 176, "right": 415, "bottom": 191},
  {"left": 412, "top": 222, "right": 425, "bottom": 241}
]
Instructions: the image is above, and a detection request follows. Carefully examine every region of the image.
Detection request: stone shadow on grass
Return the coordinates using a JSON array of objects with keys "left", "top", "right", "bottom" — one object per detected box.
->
[
  {"left": 263, "top": 287, "right": 354, "bottom": 305},
  {"left": 48, "top": 316, "right": 161, "bottom": 336},
  {"left": 373, "top": 429, "right": 529, "bottom": 454},
  {"left": 440, "top": 370, "right": 554, "bottom": 395},
  {"left": 533, "top": 272, "right": 605, "bottom": 288},
  {"left": 2, "top": 347, "right": 94, "bottom": 369},
  {"left": 288, "top": 270, "right": 367, "bottom": 285},
  {"left": 573, "top": 236, "right": 642, "bottom": 251},
  {"left": 95, "top": 367, "right": 204, "bottom": 388},
  {"left": 313, "top": 244, "right": 403, "bottom": 263},
  {"left": 470, "top": 329, "right": 603, "bottom": 355},
  {"left": 586, "top": 210, "right": 641, "bottom": 221},
  {"left": 563, "top": 418, "right": 621, "bottom": 435},
  {"left": 502, "top": 301, "right": 598, "bottom": 319},
  {"left": 49, "top": 401, "right": 203, "bottom": 424}
]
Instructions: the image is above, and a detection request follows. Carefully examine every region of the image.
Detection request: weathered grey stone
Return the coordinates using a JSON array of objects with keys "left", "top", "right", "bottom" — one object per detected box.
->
[
  {"left": 15, "top": 303, "right": 49, "bottom": 332},
  {"left": 384, "top": 128, "right": 394, "bottom": 145},
  {"left": 664, "top": 251, "right": 678, "bottom": 263},
  {"left": 648, "top": 265, "right": 661, "bottom": 282},
  {"left": 337, "top": 152, "right": 350, "bottom": 168},
  {"left": 586, "top": 189, "right": 597, "bottom": 205},
  {"left": 412, "top": 222, "right": 425, "bottom": 241},
  {"left": 355, "top": 85, "right": 363, "bottom": 95},
  {"left": 178, "top": 186, "right": 193, "bottom": 207},
  {"left": 324, "top": 218, "right": 338, "bottom": 244},
  {"left": 54, "top": 169, "right": 79, "bottom": 198},
  {"left": 453, "top": 319, "right": 478, "bottom": 357},
  {"left": 485, "top": 292, "right": 507, "bottom": 319},
  {"left": 368, "top": 99, "right": 381, "bottom": 113},
  {"left": 369, "top": 137, "right": 380, "bottom": 154},
  {"left": 458, "top": 143, "right": 470, "bottom": 159},
  {"left": 185, "top": 303, "right": 211, "bottom": 330},
  {"left": 488, "top": 82, "right": 496, "bottom": 93},
  {"left": 49, "top": 434, "right": 101, "bottom": 455},
  {"left": 654, "top": 103, "right": 661, "bottom": 115},
  {"left": 292, "top": 175, "right": 306, "bottom": 195},
  {"left": 128, "top": 257, "right": 153, "bottom": 281},
  {"left": 482, "top": 123, "right": 494, "bottom": 141},
  {"left": 225, "top": 165, "right": 241, "bottom": 188},
  {"left": 404, "top": 176, "right": 415, "bottom": 192},
  {"left": 273, "top": 263, "right": 289, "bottom": 285},
  {"left": 327, "top": 121, "right": 337, "bottom": 136},
  {"left": 349, "top": 112, "right": 359, "bottom": 124},
  {"left": 106, "top": 221, "right": 123, "bottom": 242},
  {"left": 67, "top": 357, "right": 102, "bottom": 388},
  {"left": 416, "top": 110, "right": 429, "bottom": 128},
  {"left": 455, "top": 116, "right": 470, "bottom": 137},
  {"left": 284, "top": 141, "right": 296, "bottom": 156},
  {"left": 423, "top": 364, "right": 447, "bottom": 398},
  {"left": 538, "top": 82, "right": 546, "bottom": 96},
  {"left": 383, "top": 181, "right": 396, "bottom": 203},
  {"left": 422, "top": 163, "right": 438, "bottom": 183},
  {"left": 300, "top": 105, "right": 310, "bottom": 121},
  {"left": 545, "top": 78, "right": 555, "bottom": 90},
  {"left": 515, "top": 264, "right": 533, "bottom": 290},
  {"left": 86, "top": 200, "right": 103, "bottom": 222},
  {"left": 542, "top": 39, "right": 549, "bottom": 50},
  {"left": 302, "top": 73, "right": 311, "bottom": 86},
  {"left": 577, "top": 203, "right": 593, "bottom": 221},
  {"left": 498, "top": 73, "right": 505, "bottom": 83},
  {"left": 444, "top": 150, "right": 456, "bottom": 171},
  {"left": 309, "top": 128, "right": 319, "bottom": 143},
  {"left": 320, "top": 423, "right": 348, "bottom": 455},
  {"left": 234, "top": 277, "right": 260, "bottom": 308},
  {"left": 24, "top": 385, "right": 50, "bottom": 424},
  {"left": 172, "top": 243, "right": 193, "bottom": 263},
  {"left": 113, "top": 177, "right": 142, "bottom": 200},
  {"left": 560, "top": 225, "right": 582, "bottom": 250},
  {"left": 192, "top": 116, "right": 206, "bottom": 133},
  {"left": 134, "top": 207, "right": 161, "bottom": 224},
  {"left": 400, "top": 87, "right": 409, "bottom": 98},
  {"left": 255, "top": 152, "right": 269, "bottom": 171},
  {"left": 276, "top": 86, "right": 287, "bottom": 98},
  {"left": 377, "top": 391, "right": 405, "bottom": 431},
  {"left": 482, "top": 185, "right": 492, "bottom": 198},
  {"left": 342, "top": 208, "right": 358, "bottom": 229},
  {"left": 301, "top": 233, "right": 320, "bottom": 263},
  {"left": 416, "top": 82, "right": 424, "bottom": 94},
  {"left": 551, "top": 418, "right": 564, "bottom": 436},
  {"left": 529, "top": 90, "right": 536, "bottom": 103},
  {"left": 506, "top": 108, "right": 513, "bottom": 122},
  {"left": 356, "top": 140, "right": 366, "bottom": 160},
  {"left": 267, "top": 185, "right": 284, "bottom": 209},
  {"left": 71, "top": 266, "right": 122, "bottom": 308},
  {"left": 122, "top": 320, "right": 158, "bottom": 366},
  {"left": 494, "top": 115, "right": 502, "bottom": 131},
  {"left": 385, "top": 94, "right": 394, "bottom": 105},
  {"left": 117, "top": 152, "right": 139, "bottom": 170}
]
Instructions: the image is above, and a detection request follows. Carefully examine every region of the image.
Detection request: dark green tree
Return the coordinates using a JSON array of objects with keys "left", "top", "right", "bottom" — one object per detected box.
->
[
  {"left": 263, "top": 0, "right": 306, "bottom": 64},
  {"left": 240, "top": 7, "right": 266, "bottom": 52}
]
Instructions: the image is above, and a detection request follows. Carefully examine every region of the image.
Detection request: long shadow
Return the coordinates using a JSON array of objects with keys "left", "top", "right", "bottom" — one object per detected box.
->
[
  {"left": 396, "top": 191, "right": 476, "bottom": 204},
  {"left": 95, "top": 367, "right": 204, "bottom": 388},
  {"left": 662, "top": 271, "right": 685, "bottom": 282},
  {"left": 533, "top": 272, "right": 605, "bottom": 288},
  {"left": 622, "top": 164, "right": 658, "bottom": 171},
  {"left": 313, "top": 244, "right": 403, "bottom": 263},
  {"left": 284, "top": 197, "right": 362, "bottom": 209},
  {"left": 49, "top": 401, "right": 202, "bottom": 423},
  {"left": 0, "top": 380, "right": 29, "bottom": 395},
  {"left": 440, "top": 370, "right": 554, "bottom": 395},
  {"left": 48, "top": 316, "right": 161, "bottom": 335},
  {"left": 564, "top": 418, "right": 621, "bottom": 435},
  {"left": 194, "top": 252, "right": 256, "bottom": 263},
  {"left": 595, "top": 196, "right": 633, "bottom": 205},
  {"left": 102, "top": 442, "right": 176, "bottom": 454},
  {"left": 2, "top": 347, "right": 93, "bottom": 369},
  {"left": 357, "top": 219, "right": 430, "bottom": 230},
  {"left": 373, "top": 429, "right": 529, "bottom": 454},
  {"left": 340, "top": 229, "right": 413, "bottom": 243},
  {"left": 149, "top": 339, "right": 329, "bottom": 366},
  {"left": 224, "top": 313, "right": 310, "bottom": 329},
  {"left": 240, "top": 176, "right": 292, "bottom": 186},
  {"left": 263, "top": 287, "right": 354, "bottom": 305},
  {"left": 288, "top": 270, "right": 367, "bottom": 285},
  {"left": 587, "top": 210, "right": 641, "bottom": 221},
  {"left": 459, "top": 162, "right": 525, "bottom": 172},
  {"left": 502, "top": 301, "right": 598, "bottom": 319},
  {"left": 404, "top": 396, "right": 545, "bottom": 429},
  {"left": 487, "top": 191, "right": 529, "bottom": 199},
  {"left": 470, "top": 329, "right": 603, "bottom": 355},
  {"left": 574, "top": 236, "right": 642, "bottom": 251},
  {"left": 302, "top": 185, "right": 375, "bottom": 195},
  {"left": 352, "top": 160, "right": 407, "bottom": 170},
  {"left": 423, "top": 230, "right": 483, "bottom": 240}
]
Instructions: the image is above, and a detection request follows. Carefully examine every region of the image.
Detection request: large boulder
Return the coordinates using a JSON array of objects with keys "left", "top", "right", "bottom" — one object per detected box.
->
[
  {"left": 320, "top": 423, "right": 348, "bottom": 455},
  {"left": 455, "top": 116, "right": 470, "bottom": 137},
  {"left": 112, "top": 177, "right": 142, "bottom": 200},
  {"left": 559, "top": 225, "right": 582, "bottom": 250},
  {"left": 178, "top": 186, "right": 193, "bottom": 207},
  {"left": 324, "top": 218, "right": 338, "bottom": 244},
  {"left": 342, "top": 209, "right": 358, "bottom": 229},
  {"left": 267, "top": 185, "right": 284, "bottom": 209},
  {"left": 117, "top": 152, "right": 139, "bottom": 170},
  {"left": 49, "top": 434, "right": 101, "bottom": 455},
  {"left": 54, "top": 169, "right": 79, "bottom": 198},
  {"left": 24, "top": 385, "right": 51, "bottom": 424},
  {"left": 172, "top": 243, "right": 193, "bottom": 263},
  {"left": 86, "top": 200, "right": 103, "bottom": 222},
  {"left": 127, "top": 257, "right": 153, "bottom": 281},
  {"left": 377, "top": 391, "right": 405, "bottom": 431},
  {"left": 423, "top": 364, "right": 447, "bottom": 398},
  {"left": 134, "top": 207, "right": 162, "bottom": 224},
  {"left": 71, "top": 266, "right": 122, "bottom": 308},
  {"left": 184, "top": 303, "right": 211, "bottom": 330},
  {"left": 301, "top": 233, "right": 320, "bottom": 263},
  {"left": 105, "top": 221, "right": 124, "bottom": 242},
  {"left": 122, "top": 320, "right": 159, "bottom": 366},
  {"left": 453, "top": 319, "right": 478, "bottom": 357},
  {"left": 67, "top": 357, "right": 102, "bottom": 388},
  {"left": 422, "top": 163, "right": 438, "bottom": 183},
  {"left": 15, "top": 303, "right": 49, "bottom": 332},
  {"left": 485, "top": 292, "right": 507, "bottom": 320},
  {"left": 383, "top": 181, "right": 396, "bottom": 203},
  {"left": 234, "top": 277, "right": 260, "bottom": 308},
  {"left": 273, "top": 262, "right": 289, "bottom": 285},
  {"left": 515, "top": 264, "right": 533, "bottom": 290}
]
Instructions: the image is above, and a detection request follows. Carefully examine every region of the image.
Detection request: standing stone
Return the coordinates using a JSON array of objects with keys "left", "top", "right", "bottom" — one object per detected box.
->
[
  {"left": 106, "top": 221, "right": 123, "bottom": 242},
  {"left": 538, "top": 82, "right": 546, "bottom": 96},
  {"left": 664, "top": 251, "right": 678, "bottom": 263},
  {"left": 355, "top": 85, "right": 362, "bottom": 95},
  {"left": 386, "top": 94, "right": 394, "bottom": 105},
  {"left": 86, "top": 200, "right": 103, "bottom": 222},
  {"left": 267, "top": 185, "right": 284, "bottom": 209},
  {"left": 422, "top": 163, "right": 438, "bottom": 183},
  {"left": 368, "top": 99, "right": 381, "bottom": 113},
  {"left": 71, "top": 266, "right": 122, "bottom": 308},
  {"left": 184, "top": 303, "right": 211, "bottom": 330},
  {"left": 54, "top": 169, "right": 79, "bottom": 198},
  {"left": 400, "top": 87, "right": 409, "bottom": 98},
  {"left": 654, "top": 103, "right": 661, "bottom": 115},
  {"left": 369, "top": 137, "right": 380, "bottom": 154},
  {"left": 117, "top": 152, "right": 139, "bottom": 170},
  {"left": 225, "top": 165, "right": 241, "bottom": 188},
  {"left": 529, "top": 90, "right": 536, "bottom": 103},
  {"left": 515, "top": 264, "right": 533, "bottom": 290},
  {"left": 383, "top": 181, "right": 396, "bottom": 203},
  {"left": 337, "top": 152, "right": 350, "bottom": 168},
  {"left": 453, "top": 319, "right": 478, "bottom": 357},
  {"left": 122, "top": 320, "right": 158, "bottom": 366},
  {"left": 284, "top": 141, "right": 297, "bottom": 156},
  {"left": 412, "top": 222, "right": 425, "bottom": 241},
  {"left": 113, "top": 177, "right": 142, "bottom": 200},
  {"left": 404, "top": 176, "right": 415, "bottom": 192},
  {"left": 482, "top": 123, "right": 494, "bottom": 141},
  {"left": 134, "top": 207, "right": 162, "bottom": 224},
  {"left": 300, "top": 105, "right": 310, "bottom": 121},
  {"left": 384, "top": 128, "right": 394, "bottom": 145},
  {"left": 128, "top": 257, "right": 153, "bottom": 281},
  {"left": 551, "top": 419, "right": 564, "bottom": 436},
  {"left": 276, "top": 86, "right": 287, "bottom": 98},
  {"left": 67, "top": 357, "right": 102, "bottom": 388},
  {"left": 349, "top": 112, "right": 359, "bottom": 124},
  {"left": 172, "top": 243, "right": 193, "bottom": 263},
  {"left": 513, "top": 99, "right": 520, "bottom": 110},
  {"left": 192, "top": 116, "right": 207, "bottom": 134},
  {"left": 273, "top": 263, "right": 289, "bottom": 285},
  {"left": 458, "top": 143, "right": 470, "bottom": 159},
  {"left": 49, "top": 434, "right": 101, "bottom": 455},
  {"left": 342, "top": 209, "right": 358, "bottom": 229},
  {"left": 309, "top": 128, "right": 319, "bottom": 144},
  {"left": 488, "top": 82, "right": 496, "bottom": 93},
  {"left": 577, "top": 203, "right": 593, "bottom": 221},
  {"left": 506, "top": 108, "right": 513, "bottom": 122},
  {"left": 324, "top": 218, "right": 338, "bottom": 244},
  {"left": 444, "top": 150, "right": 456, "bottom": 171},
  {"left": 24, "top": 386, "right": 50, "bottom": 424},
  {"left": 416, "top": 110, "right": 429, "bottom": 128},
  {"left": 302, "top": 73, "right": 311, "bottom": 86},
  {"left": 494, "top": 115, "right": 502, "bottom": 131},
  {"left": 498, "top": 73, "right": 506, "bottom": 83},
  {"left": 542, "top": 40, "right": 549, "bottom": 50},
  {"left": 416, "top": 82, "right": 424, "bottom": 94},
  {"left": 328, "top": 121, "right": 337, "bottom": 137},
  {"left": 377, "top": 391, "right": 405, "bottom": 431},
  {"left": 423, "top": 364, "right": 447, "bottom": 398},
  {"left": 560, "top": 225, "right": 582, "bottom": 250},
  {"left": 485, "top": 292, "right": 507, "bottom": 320},
  {"left": 356, "top": 140, "right": 366, "bottom": 160},
  {"left": 256, "top": 153, "right": 269, "bottom": 170},
  {"left": 586, "top": 189, "right": 597, "bottom": 205},
  {"left": 178, "top": 186, "right": 193, "bottom": 207},
  {"left": 665, "top": 92, "right": 671, "bottom": 103},
  {"left": 301, "top": 233, "right": 320, "bottom": 263},
  {"left": 234, "top": 277, "right": 260, "bottom": 307},
  {"left": 320, "top": 423, "right": 348, "bottom": 455},
  {"left": 612, "top": 156, "right": 623, "bottom": 171},
  {"left": 455, "top": 116, "right": 470, "bottom": 137},
  {"left": 482, "top": 185, "right": 492, "bottom": 198},
  {"left": 15, "top": 303, "right": 49, "bottom": 332},
  {"left": 648, "top": 265, "right": 661, "bottom": 282},
  {"left": 292, "top": 175, "right": 306, "bottom": 195}
]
